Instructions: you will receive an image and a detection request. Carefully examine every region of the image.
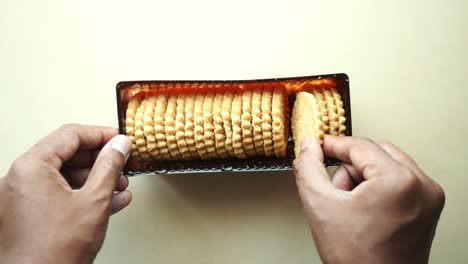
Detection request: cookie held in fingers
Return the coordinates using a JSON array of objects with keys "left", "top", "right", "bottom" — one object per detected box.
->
[{"left": 291, "top": 91, "right": 325, "bottom": 157}]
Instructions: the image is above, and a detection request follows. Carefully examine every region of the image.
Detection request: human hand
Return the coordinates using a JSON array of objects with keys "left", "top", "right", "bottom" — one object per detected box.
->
[
  {"left": 0, "top": 124, "right": 132, "bottom": 264},
  {"left": 293, "top": 136, "right": 445, "bottom": 264}
]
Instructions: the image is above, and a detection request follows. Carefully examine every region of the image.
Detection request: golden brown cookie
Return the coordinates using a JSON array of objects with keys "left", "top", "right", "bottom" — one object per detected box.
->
[
  {"left": 311, "top": 88, "right": 330, "bottom": 134},
  {"left": 126, "top": 97, "right": 142, "bottom": 160},
  {"left": 221, "top": 86, "right": 235, "bottom": 157},
  {"left": 184, "top": 90, "right": 199, "bottom": 159},
  {"left": 331, "top": 88, "right": 347, "bottom": 135},
  {"left": 271, "top": 84, "right": 288, "bottom": 157},
  {"left": 175, "top": 93, "right": 193, "bottom": 160},
  {"left": 232, "top": 88, "right": 247, "bottom": 159},
  {"left": 213, "top": 90, "right": 228, "bottom": 158},
  {"left": 153, "top": 92, "right": 171, "bottom": 160},
  {"left": 251, "top": 84, "right": 264, "bottom": 156},
  {"left": 203, "top": 90, "right": 218, "bottom": 159},
  {"left": 194, "top": 90, "right": 209, "bottom": 159},
  {"left": 241, "top": 86, "right": 256, "bottom": 157},
  {"left": 261, "top": 83, "right": 274, "bottom": 157},
  {"left": 165, "top": 92, "right": 182, "bottom": 160},
  {"left": 134, "top": 98, "right": 151, "bottom": 160},
  {"left": 323, "top": 89, "right": 339, "bottom": 136},
  {"left": 143, "top": 96, "right": 160, "bottom": 158},
  {"left": 291, "top": 91, "right": 325, "bottom": 157}
]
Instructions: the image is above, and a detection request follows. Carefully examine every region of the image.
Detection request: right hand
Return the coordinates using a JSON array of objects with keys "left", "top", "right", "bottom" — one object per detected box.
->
[{"left": 293, "top": 136, "right": 445, "bottom": 264}]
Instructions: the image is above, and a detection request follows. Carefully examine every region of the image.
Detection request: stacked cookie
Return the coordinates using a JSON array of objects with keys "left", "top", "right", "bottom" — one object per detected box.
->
[
  {"left": 125, "top": 83, "right": 288, "bottom": 161},
  {"left": 291, "top": 88, "right": 346, "bottom": 157},
  {"left": 125, "top": 81, "right": 347, "bottom": 162}
]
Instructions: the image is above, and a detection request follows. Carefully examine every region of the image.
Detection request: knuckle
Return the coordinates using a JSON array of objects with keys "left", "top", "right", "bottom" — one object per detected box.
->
[
  {"left": 355, "top": 136, "right": 373, "bottom": 145},
  {"left": 10, "top": 156, "right": 25, "bottom": 173},
  {"left": 293, "top": 156, "right": 307, "bottom": 172},
  {"left": 9, "top": 155, "right": 36, "bottom": 176},
  {"left": 398, "top": 167, "right": 419, "bottom": 192},
  {"left": 378, "top": 141, "right": 395, "bottom": 149},
  {"left": 60, "top": 123, "right": 80, "bottom": 131},
  {"left": 431, "top": 182, "right": 446, "bottom": 210}
]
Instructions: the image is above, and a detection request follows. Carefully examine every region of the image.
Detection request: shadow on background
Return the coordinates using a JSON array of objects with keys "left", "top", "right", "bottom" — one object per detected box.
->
[{"left": 159, "top": 170, "right": 303, "bottom": 213}]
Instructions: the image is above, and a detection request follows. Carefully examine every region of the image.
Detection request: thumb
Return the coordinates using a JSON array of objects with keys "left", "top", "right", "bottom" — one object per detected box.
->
[
  {"left": 293, "top": 136, "right": 334, "bottom": 198},
  {"left": 84, "top": 135, "right": 131, "bottom": 197}
]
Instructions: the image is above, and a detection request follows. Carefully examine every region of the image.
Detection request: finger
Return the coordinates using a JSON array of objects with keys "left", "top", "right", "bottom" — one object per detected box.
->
[
  {"left": 112, "top": 190, "right": 133, "bottom": 215},
  {"left": 84, "top": 135, "right": 131, "bottom": 197},
  {"left": 331, "top": 164, "right": 358, "bottom": 191},
  {"left": 117, "top": 175, "right": 129, "bottom": 192},
  {"left": 323, "top": 135, "right": 399, "bottom": 180},
  {"left": 378, "top": 142, "right": 426, "bottom": 177},
  {"left": 62, "top": 167, "right": 129, "bottom": 191},
  {"left": 29, "top": 124, "right": 118, "bottom": 170},
  {"left": 293, "top": 136, "right": 334, "bottom": 195}
]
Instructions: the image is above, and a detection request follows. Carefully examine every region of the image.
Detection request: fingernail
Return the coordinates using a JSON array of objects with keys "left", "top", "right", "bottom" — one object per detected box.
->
[
  {"left": 301, "top": 136, "right": 311, "bottom": 151},
  {"left": 111, "top": 135, "right": 131, "bottom": 157}
]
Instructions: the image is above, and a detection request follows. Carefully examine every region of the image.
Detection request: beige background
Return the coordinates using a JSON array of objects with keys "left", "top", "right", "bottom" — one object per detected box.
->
[{"left": 1, "top": 0, "right": 467, "bottom": 263}]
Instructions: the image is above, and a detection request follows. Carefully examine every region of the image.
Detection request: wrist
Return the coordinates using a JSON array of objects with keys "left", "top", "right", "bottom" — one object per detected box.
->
[{"left": 1, "top": 248, "right": 94, "bottom": 264}]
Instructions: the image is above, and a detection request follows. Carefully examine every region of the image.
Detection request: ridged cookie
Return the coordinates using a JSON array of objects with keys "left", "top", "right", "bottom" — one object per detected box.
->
[{"left": 291, "top": 92, "right": 325, "bottom": 157}]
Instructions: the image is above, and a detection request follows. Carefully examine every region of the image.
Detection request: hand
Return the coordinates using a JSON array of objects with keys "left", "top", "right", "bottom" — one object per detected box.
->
[
  {"left": 293, "top": 136, "right": 445, "bottom": 264},
  {"left": 0, "top": 124, "right": 132, "bottom": 264}
]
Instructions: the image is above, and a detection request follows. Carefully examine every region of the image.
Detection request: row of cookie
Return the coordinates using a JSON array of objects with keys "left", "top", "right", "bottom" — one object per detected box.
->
[{"left": 125, "top": 85, "right": 288, "bottom": 161}]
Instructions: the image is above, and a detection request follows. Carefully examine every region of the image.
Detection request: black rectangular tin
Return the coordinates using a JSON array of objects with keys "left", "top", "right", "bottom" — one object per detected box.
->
[{"left": 116, "top": 73, "right": 351, "bottom": 176}]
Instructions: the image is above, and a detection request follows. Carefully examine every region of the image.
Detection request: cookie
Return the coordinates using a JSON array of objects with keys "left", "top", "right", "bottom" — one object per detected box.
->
[
  {"left": 165, "top": 91, "right": 182, "bottom": 160},
  {"left": 323, "top": 89, "right": 339, "bottom": 136},
  {"left": 184, "top": 90, "right": 199, "bottom": 159},
  {"left": 261, "top": 83, "right": 274, "bottom": 157},
  {"left": 134, "top": 98, "right": 151, "bottom": 160},
  {"left": 291, "top": 91, "right": 325, "bottom": 157},
  {"left": 251, "top": 84, "right": 264, "bottom": 156},
  {"left": 126, "top": 97, "right": 142, "bottom": 160},
  {"left": 221, "top": 85, "right": 235, "bottom": 157},
  {"left": 153, "top": 92, "right": 171, "bottom": 160},
  {"left": 271, "top": 84, "right": 288, "bottom": 157},
  {"left": 331, "top": 88, "right": 347, "bottom": 135},
  {"left": 241, "top": 86, "right": 256, "bottom": 157},
  {"left": 194, "top": 90, "right": 209, "bottom": 159},
  {"left": 175, "top": 93, "right": 193, "bottom": 160},
  {"left": 203, "top": 90, "right": 218, "bottom": 159},
  {"left": 311, "top": 88, "right": 330, "bottom": 134},
  {"left": 213, "top": 90, "right": 229, "bottom": 158},
  {"left": 143, "top": 96, "right": 160, "bottom": 158},
  {"left": 232, "top": 89, "right": 247, "bottom": 159}
]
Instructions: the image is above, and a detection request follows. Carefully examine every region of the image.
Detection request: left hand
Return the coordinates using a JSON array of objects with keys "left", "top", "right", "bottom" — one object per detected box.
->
[{"left": 0, "top": 124, "right": 132, "bottom": 264}]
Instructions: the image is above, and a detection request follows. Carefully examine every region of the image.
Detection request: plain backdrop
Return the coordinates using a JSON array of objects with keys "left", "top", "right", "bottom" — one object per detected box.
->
[{"left": 1, "top": 0, "right": 467, "bottom": 263}]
